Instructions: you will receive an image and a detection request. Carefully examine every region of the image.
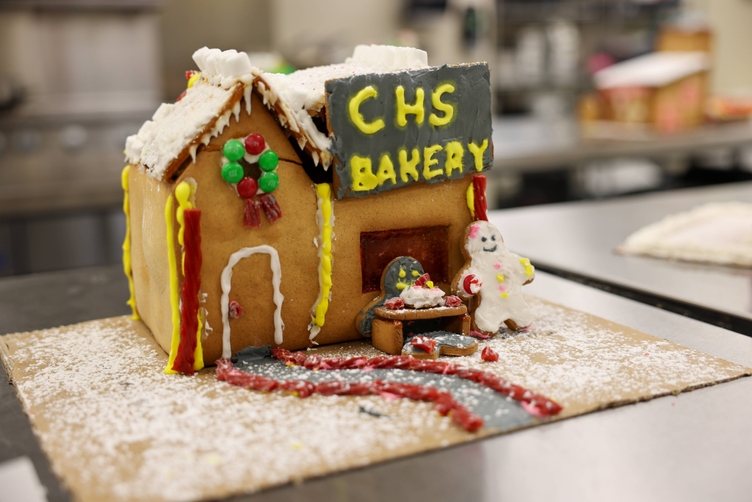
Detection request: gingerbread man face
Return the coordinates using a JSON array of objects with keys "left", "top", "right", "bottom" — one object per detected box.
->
[{"left": 465, "top": 221, "right": 504, "bottom": 259}]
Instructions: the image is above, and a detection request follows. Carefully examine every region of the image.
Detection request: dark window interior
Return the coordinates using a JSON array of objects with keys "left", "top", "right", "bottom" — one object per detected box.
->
[{"left": 359, "top": 226, "right": 449, "bottom": 293}]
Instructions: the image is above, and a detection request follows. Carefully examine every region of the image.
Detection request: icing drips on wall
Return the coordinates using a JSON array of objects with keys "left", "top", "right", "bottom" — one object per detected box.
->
[
  {"left": 309, "top": 183, "right": 335, "bottom": 340},
  {"left": 221, "top": 245, "right": 284, "bottom": 359},
  {"left": 121, "top": 165, "right": 139, "bottom": 320}
]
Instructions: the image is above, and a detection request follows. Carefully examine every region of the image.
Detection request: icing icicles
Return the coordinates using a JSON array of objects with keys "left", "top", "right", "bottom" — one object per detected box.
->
[
  {"left": 221, "top": 245, "right": 284, "bottom": 359},
  {"left": 309, "top": 183, "right": 335, "bottom": 340},
  {"left": 121, "top": 165, "right": 139, "bottom": 320}
]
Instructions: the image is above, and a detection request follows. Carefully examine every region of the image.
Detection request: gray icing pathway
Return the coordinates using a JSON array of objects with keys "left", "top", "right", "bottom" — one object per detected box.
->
[{"left": 234, "top": 348, "right": 538, "bottom": 431}]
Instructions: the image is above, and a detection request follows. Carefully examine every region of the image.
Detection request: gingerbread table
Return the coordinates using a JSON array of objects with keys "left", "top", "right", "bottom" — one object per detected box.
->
[{"left": 371, "top": 304, "right": 471, "bottom": 355}]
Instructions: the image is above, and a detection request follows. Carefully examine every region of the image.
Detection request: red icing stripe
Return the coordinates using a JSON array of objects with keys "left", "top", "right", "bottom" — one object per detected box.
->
[
  {"left": 472, "top": 175, "right": 488, "bottom": 221},
  {"left": 270, "top": 348, "right": 562, "bottom": 418},
  {"left": 173, "top": 209, "right": 202, "bottom": 374},
  {"left": 215, "top": 358, "right": 483, "bottom": 432}
]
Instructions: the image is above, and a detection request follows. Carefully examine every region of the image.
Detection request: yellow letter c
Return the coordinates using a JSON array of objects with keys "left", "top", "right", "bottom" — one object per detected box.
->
[{"left": 348, "top": 86, "right": 385, "bottom": 135}]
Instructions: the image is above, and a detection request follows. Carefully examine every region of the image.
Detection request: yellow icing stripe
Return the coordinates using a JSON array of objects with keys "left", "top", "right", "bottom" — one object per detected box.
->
[
  {"left": 121, "top": 166, "right": 139, "bottom": 320},
  {"left": 194, "top": 310, "right": 204, "bottom": 372},
  {"left": 466, "top": 183, "right": 475, "bottom": 218},
  {"left": 187, "top": 72, "right": 200, "bottom": 88},
  {"left": 175, "top": 181, "right": 195, "bottom": 273},
  {"left": 310, "top": 183, "right": 334, "bottom": 339},
  {"left": 164, "top": 194, "right": 181, "bottom": 375}
]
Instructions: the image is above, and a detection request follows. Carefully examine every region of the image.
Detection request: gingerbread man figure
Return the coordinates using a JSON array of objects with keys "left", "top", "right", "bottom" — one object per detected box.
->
[{"left": 452, "top": 220, "right": 535, "bottom": 334}]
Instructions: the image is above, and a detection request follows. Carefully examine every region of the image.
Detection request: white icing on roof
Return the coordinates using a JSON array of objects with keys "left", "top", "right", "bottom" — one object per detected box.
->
[
  {"left": 594, "top": 51, "right": 709, "bottom": 89},
  {"left": 124, "top": 80, "right": 242, "bottom": 180},
  {"left": 256, "top": 45, "right": 428, "bottom": 168},
  {"left": 125, "top": 45, "right": 430, "bottom": 179},
  {"left": 192, "top": 46, "right": 256, "bottom": 86},
  {"left": 262, "top": 45, "right": 428, "bottom": 114},
  {"left": 348, "top": 44, "right": 428, "bottom": 70}
]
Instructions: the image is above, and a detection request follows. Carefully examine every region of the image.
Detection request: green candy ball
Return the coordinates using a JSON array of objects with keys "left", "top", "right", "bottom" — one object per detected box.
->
[
  {"left": 223, "top": 139, "right": 245, "bottom": 161},
  {"left": 259, "top": 171, "right": 279, "bottom": 193},
  {"left": 258, "top": 150, "right": 279, "bottom": 172},
  {"left": 221, "top": 161, "right": 244, "bottom": 184}
]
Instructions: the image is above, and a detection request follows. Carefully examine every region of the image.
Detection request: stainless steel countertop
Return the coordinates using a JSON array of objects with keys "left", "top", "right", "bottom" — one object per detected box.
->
[
  {"left": 1, "top": 266, "right": 751, "bottom": 501},
  {"left": 490, "top": 182, "right": 752, "bottom": 329},
  {"left": 492, "top": 117, "right": 752, "bottom": 172}
]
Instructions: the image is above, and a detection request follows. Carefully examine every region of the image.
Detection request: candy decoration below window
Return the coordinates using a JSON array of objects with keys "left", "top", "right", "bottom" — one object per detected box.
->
[{"left": 221, "top": 133, "right": 282, "bottom": 227}]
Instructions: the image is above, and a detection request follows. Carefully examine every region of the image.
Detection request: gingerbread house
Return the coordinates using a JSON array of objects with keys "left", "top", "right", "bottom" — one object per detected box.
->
[
  {"left": 123, "top": 45, "right": 493, "bottom": 373},
  {"left": 591, "top": 51, "right": 710, "bottom": 133}
]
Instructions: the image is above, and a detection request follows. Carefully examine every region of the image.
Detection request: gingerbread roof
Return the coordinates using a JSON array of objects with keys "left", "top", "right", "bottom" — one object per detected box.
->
[
  {"left": 125, "top": 45, "right": 429, "bottom": 180},
  {"left": 594, "top": 51, "right": 709, "bottom": 90}
]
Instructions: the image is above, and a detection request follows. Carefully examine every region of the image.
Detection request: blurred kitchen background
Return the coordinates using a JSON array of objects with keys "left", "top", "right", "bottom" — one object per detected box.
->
[{"left": 0, "top": 0, "right": 751, "bottom": 275}]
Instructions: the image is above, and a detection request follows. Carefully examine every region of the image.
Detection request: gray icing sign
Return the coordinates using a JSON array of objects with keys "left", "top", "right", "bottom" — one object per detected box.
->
[{"left": 325, "top": 63, "right": 492, "bottom": 200}]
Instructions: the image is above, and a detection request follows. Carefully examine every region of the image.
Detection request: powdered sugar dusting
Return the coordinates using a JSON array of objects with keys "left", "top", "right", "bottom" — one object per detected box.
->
[
  {"left": 3, "top": 318, "right": 473, "bottom": 502},
  {"left": 450, "top": 298, "right": 747, "bottom": 410},
  {"left": 2, "top": 299, "right": 748, "bottom": 501}
]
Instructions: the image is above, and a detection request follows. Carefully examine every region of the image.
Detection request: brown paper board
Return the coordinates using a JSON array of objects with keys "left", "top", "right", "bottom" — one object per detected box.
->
[{"left": 1, "top": 297, "right": 749, "bottom": 502}]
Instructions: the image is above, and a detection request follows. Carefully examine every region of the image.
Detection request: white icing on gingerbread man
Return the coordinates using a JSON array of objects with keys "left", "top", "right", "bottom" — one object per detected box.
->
[{"left": 455, "top": 220, "right": 535, "bottom": 333}]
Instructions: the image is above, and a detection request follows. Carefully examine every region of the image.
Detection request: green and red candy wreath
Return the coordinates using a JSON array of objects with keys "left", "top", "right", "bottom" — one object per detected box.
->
[{"left": 221, "top": 133, "right": 282, "bottom": 227}]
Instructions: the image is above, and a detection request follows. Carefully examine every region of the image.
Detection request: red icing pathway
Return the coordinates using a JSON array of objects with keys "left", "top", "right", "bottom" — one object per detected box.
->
[{"left": 215, "top": 348, "right": 563, "bottom": 432}]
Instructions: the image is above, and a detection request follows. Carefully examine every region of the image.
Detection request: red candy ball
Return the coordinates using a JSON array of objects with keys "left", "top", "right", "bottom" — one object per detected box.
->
[
  {"left": 237, "top": 177, "right": 258, "bottom": 198},
  {"left": 244, "top": 133, "right": 265, "bottom": 155}
]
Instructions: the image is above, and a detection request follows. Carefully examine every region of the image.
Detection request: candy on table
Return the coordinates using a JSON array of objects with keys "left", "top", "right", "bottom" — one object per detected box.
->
[{"left": 481, "top": 346, "right": 499, "bottom": 362}]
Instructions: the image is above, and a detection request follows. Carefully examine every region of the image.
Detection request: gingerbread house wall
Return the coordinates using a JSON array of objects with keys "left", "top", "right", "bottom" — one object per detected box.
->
[
  {"left": 128, "top": 166, "right": 174, "bottom": 354},
  {"left": 651, "top": 71, "right": 707, "bottom": 131},
  {"left": 311, "top": 177, "right": 475, "bottom": 346},
  {"left": 174, "top": 91, "right": 321, "bottom": 364}
]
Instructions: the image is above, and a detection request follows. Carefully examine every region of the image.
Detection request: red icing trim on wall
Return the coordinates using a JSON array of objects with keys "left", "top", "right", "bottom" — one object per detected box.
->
[
  {"left": 473, "top": 175, "right": 488, "bottom": 221},
  {"left": 173, "top": 209, "right": 202, "bottom": 374}
]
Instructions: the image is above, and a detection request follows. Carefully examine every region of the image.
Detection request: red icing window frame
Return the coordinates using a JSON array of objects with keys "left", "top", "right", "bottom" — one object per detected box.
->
[{"left": 359, "top": 226, "right": 449, "bottom": 293}]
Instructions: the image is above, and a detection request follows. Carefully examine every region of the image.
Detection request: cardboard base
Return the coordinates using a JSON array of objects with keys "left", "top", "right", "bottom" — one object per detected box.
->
[{"left": 1, "top": 297, "right": 749, "bottom": 502}]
